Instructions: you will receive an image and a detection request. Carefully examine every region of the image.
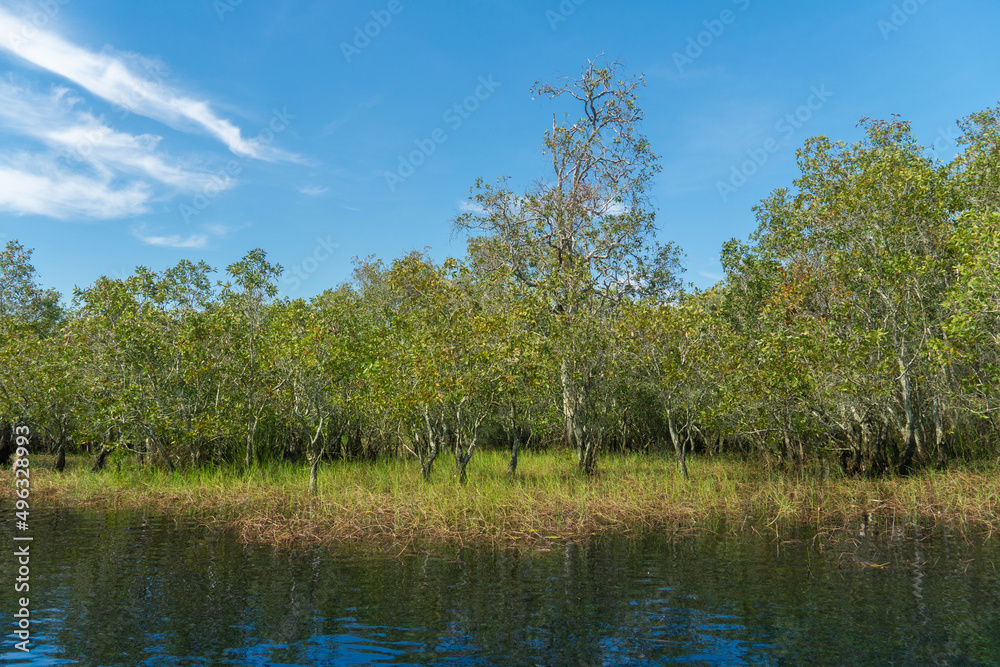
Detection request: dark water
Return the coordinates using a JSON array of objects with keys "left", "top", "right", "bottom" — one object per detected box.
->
[{"left": 2, "top": 510, "right": 999, "bottom": 665}]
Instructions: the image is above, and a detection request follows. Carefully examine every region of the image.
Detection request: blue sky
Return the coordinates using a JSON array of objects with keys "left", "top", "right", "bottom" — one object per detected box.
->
[{"left": 0, "top": 0, "right": 998, "bottom": 301}]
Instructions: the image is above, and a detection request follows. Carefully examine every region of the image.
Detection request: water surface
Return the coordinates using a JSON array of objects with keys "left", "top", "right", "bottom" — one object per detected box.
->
[{"left": 2, "top": 510, "right": 998, "bottom": 665}]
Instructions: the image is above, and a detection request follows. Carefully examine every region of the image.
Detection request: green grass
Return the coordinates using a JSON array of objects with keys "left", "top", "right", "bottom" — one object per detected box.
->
[{"left": 8, "top": 450, "right": 1000, "bottom": 548}]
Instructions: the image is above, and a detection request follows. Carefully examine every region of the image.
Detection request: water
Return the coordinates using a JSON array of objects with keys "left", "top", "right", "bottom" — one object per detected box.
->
[{"left": 2, "top": 510, "right": 999, "bottom": 665}]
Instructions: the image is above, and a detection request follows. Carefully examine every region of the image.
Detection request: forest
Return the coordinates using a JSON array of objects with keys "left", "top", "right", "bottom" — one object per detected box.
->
[{"left": 2, "top": 60, "right": 999, "bottom": 494}]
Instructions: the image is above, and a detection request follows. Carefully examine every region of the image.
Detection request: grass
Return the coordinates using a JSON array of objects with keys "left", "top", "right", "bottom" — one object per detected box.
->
[{"left": 6, "top": 450, "right": 1000, "bottom": 548}]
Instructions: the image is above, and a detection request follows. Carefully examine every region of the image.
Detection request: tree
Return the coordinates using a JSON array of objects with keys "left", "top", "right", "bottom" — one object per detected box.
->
[
  {"left": 723, "top": 117, "right": 960, "bottom": 473},
  {"left": 271, "top": 286, "right": 374, "bottom": 495},
  {"left": 455, "top": 56, "right": 682, "bottom": 474},
  {"left": 0, "top": 240, "right": 63, "bottom": 333},
  {"left": 622, "top": 298, "right": 721, "bottom": 479},
  {"left": 71, "top": 261, "right": 220, "bottom": 470},
  {"left": 219, "top": 249, "right": 283, "bottom": 469},
  {"left": 0, "top": 241, "right": 64, "bottom": 458},
  {"left": 376, "top": 253, "right": 491, "bottom": 483},
  {"left": 0, "top": 299, "right": 81, "bottom": 469},
  {"left": 943, "top": 105, "right": 1000, "bottom": 444},
  {"left": 466, "top": 262, "right": 548, "bottom": 476}
]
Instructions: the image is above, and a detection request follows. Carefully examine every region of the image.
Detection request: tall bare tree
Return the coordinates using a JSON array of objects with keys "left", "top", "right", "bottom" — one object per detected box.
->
[{"left": 455, "top": 56, "right": 682, "bottom": 474}]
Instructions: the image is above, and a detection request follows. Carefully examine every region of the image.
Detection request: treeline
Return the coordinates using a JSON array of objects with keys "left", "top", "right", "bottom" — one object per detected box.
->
[{"left": 1, "top": 60, "right": 998, "bottom": 487}]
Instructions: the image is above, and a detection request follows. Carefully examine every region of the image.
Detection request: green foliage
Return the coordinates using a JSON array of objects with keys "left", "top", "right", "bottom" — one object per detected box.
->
[
  {"left": 455, "top": 56, "right": 684, "bottom": 475},
  {"left": 6, "top": 88, "right": 1000, "bottom": 486}
]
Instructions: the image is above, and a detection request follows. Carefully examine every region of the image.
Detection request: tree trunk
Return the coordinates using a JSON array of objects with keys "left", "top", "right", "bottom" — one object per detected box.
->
[
  {"left": 455, "top": 429, "right": 477, "bottom": 484},
  {"left": 932, "top": 393, "right": 948, "bottom": 467},
  {"left": 148, "top": 437, "right": 176, "bottom": 473},
  {"left": 308, "top": 455, "right": 320, "bottom": 496},
  {"left": 244, "top": 424, "right": 255, "bottom": 469},
  {"left": 0, "top": 423, "right": 12, "bottom": 468},
  {"left": 507, "top": 434, "right": 520, "bottom": 476},
  {"left": 457, "top": 445, "right": 474, "bottom": 484},
  {"left": 54, "top": 442, "right": 66, "bottom": 472},
  {"left": 667, "top": 409, "right": 688, "bottom": 480},
  {"left": 579, "top": 440, "right": 597, "bottom": 476},
  {"left": 418, "top": 407, "right": 442, "bottom": 482},
  {"left": 562, "top": 359, "right": 602, "bottom": 476},
  {"left": 897, "top": 366, "right": 918, "bottom": 474},
  {"left": 91, "top": 446, "right": 110, "bottom": 472},
  {"left": 561, "top": 359, "right": 575, "bottom": 450},
  {"left": 575, "top": 417, "right": 595, "bottom": 475},
  {"left": 245, "top": 328, "right": 257, "bottom": 470},
  {"left": 420, "top": 448, "right": 438, "bottom": 480}
]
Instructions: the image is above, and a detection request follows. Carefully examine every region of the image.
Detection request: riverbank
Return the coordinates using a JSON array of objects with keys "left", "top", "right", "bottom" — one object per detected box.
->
[{"left": 6, "top": 451, "right": 999, "bottom": 547}]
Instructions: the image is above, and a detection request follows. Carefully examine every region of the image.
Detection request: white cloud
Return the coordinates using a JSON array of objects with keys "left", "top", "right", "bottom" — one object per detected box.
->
[
  {"left": 130, "top": 221, "right": 245, "bottom": 249},
  {"left": 602, "top": 200, "right": 627, "bottom": 216},
  {"left": 0, "top": 78, "right": 239, "bottom": 220},
  {"left": 0, "top": 80, "right": 219, "bottom": 191},
  {"left": 0, "top": 152, "right": 149, "bottom": 219},
  {"left": 0, "top": 7, "right": 293, "bottom": 162},
  {"left": 458, "top": 200, "right": 486, "bottom": 214},
  {"left": 204, "top": 222, "right": 243, "bottom": 237},
  {"left": 298, "top": 185, "right": 329, "bottom": 196},
  {"left": 130, "top": 222, "right": 208, "bottom": 249}
]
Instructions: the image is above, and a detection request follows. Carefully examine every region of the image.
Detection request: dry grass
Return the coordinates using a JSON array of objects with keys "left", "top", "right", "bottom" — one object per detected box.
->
[{"left": 5, "top": 451, "right": 999, "bottom": 548}]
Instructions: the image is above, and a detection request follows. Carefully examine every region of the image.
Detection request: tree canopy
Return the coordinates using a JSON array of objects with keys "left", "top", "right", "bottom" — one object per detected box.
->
[{"left": 3, "top": 64, "right": 999, "bottom": 489}]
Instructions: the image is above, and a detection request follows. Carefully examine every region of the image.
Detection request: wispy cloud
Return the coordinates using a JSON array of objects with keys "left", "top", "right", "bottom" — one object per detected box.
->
[
  {"left": 458, "top": 200, "right": 485, "bottom": 214},
  {"left": 0, "top": 7, "right": 292, "bottom": 162},
  {"left": 129, "top": 220, "right": 245, "bottom": 249},
  {"left": 0, "top": 8, "right": 307, "bottom": 221},
  {"left": 0, "top": 80, "right": 218, "bottom": 191},
  {"left": 603, "top": 200, "right": 627, "bottom": 216},
  {"left": 0, "top": 151, "right": 150, "bottom": 219},
  {"left": 298, "top": 185, "right": 329, "bottom": 196},
  {"left": 130, "top": 222, "right": 207, "bottom": 249},
  {"left": 204, "top": 222, "right": 243, "bottom": 237}
]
